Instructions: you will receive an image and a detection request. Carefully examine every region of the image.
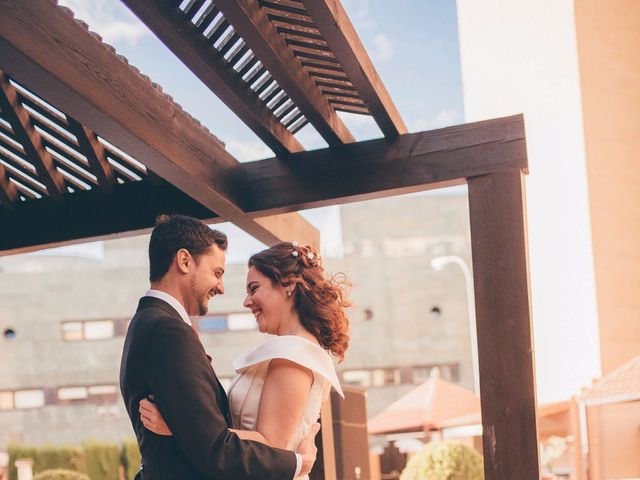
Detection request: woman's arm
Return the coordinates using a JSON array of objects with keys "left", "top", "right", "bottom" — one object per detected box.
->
[
  {"left": 140, "top": 358, "right": 313, "bottom": 449},
  {"left": 255, "top": 358, "right": 314, "bottom": 449}
]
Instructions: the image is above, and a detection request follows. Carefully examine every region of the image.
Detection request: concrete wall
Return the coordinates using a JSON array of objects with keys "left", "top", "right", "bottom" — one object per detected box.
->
[{"left": 0, "top": 193, "right": 474, "bottom": 446}]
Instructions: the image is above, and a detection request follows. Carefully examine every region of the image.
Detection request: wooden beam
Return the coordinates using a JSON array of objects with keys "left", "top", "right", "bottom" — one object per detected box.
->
[
  {"left": 215, "top": 0, "right": 355, "bottom": 146},
  {"left": 0, "top": 180, "right": 216, "bottom": 256},
  {"left": 238, "top": 115, "right": 527, "bottom": 214},
  {"left": 66, "top": 118, "right": 116, "bottom": 194},
  {"left": 467, "top": 171, "right": 539, "bottom": 480},
  {"left": 0, "top": 0, "right": 317, "bottom": 246},
  {"left": 0, "top": 161, "right": 19, "bottom": 207},
  {"left": 302, "top": 0, "right": 407, "bottom": 137},
  {"left": 122, "top": 0, "right": 305, "bottom": 157},
  {"left": 0, "top": 71, "right": 66, "bottom": 200}
]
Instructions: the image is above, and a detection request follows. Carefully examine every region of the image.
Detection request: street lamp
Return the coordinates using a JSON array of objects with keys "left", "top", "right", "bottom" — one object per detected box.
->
[{"left": 430, "top": 255, "right": 479, "bottom": 395}]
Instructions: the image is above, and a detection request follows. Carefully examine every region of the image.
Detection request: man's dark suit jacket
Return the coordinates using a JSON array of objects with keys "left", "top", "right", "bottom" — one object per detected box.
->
[{"left": 119, "top": 296, "right": 296, "bottom": 479}]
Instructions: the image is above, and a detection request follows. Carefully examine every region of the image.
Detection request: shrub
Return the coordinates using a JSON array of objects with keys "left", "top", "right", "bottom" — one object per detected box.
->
[
  {"left": 8, "top": 445, "right": 85, "bottom": 480},
  {"left": 33, "top": 470, "right": 90, "bottom": 480},
  {"left": 399, "top": 440, "right": 484, "bottom": 480},
  {"left": 82, "top": 441, "right": 121, "bottom": 480},
  {"left": 120, "top": 439, "right": 141, "bottom": 480}
]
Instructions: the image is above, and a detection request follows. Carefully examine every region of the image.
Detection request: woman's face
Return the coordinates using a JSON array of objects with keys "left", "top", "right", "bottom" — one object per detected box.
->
[{"left": 243, "top": 266, "right": 291, "bottom": 334}]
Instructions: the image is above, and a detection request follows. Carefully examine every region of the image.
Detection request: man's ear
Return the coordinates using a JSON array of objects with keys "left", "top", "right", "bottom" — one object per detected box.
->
[{"left": 175, "top": 248, "right": 192, "bottom": 274}]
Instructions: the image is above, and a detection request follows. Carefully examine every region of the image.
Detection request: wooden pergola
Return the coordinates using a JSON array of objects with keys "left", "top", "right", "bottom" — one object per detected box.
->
[{"left": 0, "top": 1, "right": 539, "bottom": 478}]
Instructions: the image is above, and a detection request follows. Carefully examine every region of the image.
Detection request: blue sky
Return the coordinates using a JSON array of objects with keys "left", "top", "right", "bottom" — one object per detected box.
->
[
  {"left": 48, "top": 0, "right": 464, "bottom": 259},
  {"left": 58, "top": 0, "right": 463, "bottom": 159}
]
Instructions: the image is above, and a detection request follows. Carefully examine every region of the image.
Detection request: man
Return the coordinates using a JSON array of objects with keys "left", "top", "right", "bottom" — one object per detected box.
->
[{"left": 120, "top": 214, "right": 318, "bottom": 479}]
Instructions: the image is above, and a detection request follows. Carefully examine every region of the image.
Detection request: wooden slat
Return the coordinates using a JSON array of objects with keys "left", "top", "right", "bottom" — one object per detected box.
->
[
  {"left": 271, "top": 20, "right": 323, "bottom": 40},
  {"left": 0, "top": 157, "right": 47, "bottom": 194},
  {"left": 333, "top": 104, "right": 369, "bottom": 115},
  {"left": 0, "top": 180, "right": 216, "bottom": 255},
  {"left": 467, "top": 170, "right": 539, "bottom": 480},
  {"left": 0, "top": 71, "right": 65, "bottom": 199},
  {"left": 0, "top": 161, "right": 19, "bottom": 207},
  {"left": 216, "top": 0, "right": 355, "bottom": 145},
  {"left": 0, "top": 132, "right": 27, "bottom": 159},
  {"left": 302, "top": 0, "right": 407, "bottom": 137},
  {"left": 122, "top": 0, "right": 304, "bottom": 157},
  {"left": 237, "top": 116, "right": 527, "bottom": 214},
  {"left": 1, "top": 0, "right": 317, "bottom": 247},
  {"left": 67, "top": 118, "right": 116, "bottom": 194}
]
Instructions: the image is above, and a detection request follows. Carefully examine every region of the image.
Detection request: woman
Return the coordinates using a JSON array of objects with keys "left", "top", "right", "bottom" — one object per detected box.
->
[{"left": 140, "top": 242, "right": 350, "bottom": 477}]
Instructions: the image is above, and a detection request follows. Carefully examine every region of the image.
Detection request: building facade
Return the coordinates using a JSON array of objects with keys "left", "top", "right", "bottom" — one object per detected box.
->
[
  {"left": 456, "top": 0, "right": 640, "bottom": 477},
  {"left": 0, "top": 193, "right": 474, "bottom": 447}
]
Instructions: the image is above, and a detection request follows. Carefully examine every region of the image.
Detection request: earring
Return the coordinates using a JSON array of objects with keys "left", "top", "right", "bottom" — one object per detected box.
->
[{"left": 287, "top": 290, "right": 292, "bottom": 297}]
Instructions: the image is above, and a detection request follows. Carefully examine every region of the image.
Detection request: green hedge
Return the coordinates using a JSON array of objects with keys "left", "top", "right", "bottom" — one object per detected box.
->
[
  {"left": 82, "top": 441, "right": 121, "bottom": 480},
  {"left": 120, "top": 439, "right": 141, "bottom": 480},
  {"left": 7, "top": 440, "right": 141, "bottom": 480},
  {"left": 8, "top": 445, "right": 85, "bottom": 480},
  {"left": 33, "top": 469, "right": 90, "bottom": 480}
]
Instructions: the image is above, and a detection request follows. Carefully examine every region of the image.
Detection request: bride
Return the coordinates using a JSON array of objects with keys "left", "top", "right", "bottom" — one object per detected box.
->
[{"left": 140, "top": 241, "right": 350, "bottom": 478}]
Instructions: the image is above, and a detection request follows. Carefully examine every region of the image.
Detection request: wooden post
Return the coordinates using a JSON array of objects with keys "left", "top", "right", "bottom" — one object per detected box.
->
[
  {"left": 310, "top": 399, "right": 337, "bottom": 480},
  {"left": 467, "top": 170, "right": 540, "bottom": 479}
]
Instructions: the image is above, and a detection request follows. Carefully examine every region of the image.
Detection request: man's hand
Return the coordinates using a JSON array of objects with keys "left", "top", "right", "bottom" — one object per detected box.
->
[{"left": 296, "top": 423, "right": 321, "bottom": 477}]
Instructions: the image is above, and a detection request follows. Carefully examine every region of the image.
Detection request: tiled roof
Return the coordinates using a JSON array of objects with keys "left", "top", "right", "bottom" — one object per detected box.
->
[
  {"left": 367, "top": 369, "right": 480, "bottom": 435},
  {"left": 582, "top": 355, "right": 640, "bottom": 406}
]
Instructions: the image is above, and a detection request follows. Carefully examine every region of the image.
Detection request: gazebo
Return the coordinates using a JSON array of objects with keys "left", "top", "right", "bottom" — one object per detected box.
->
[
  {"left": 1, "top": 1, "right": 538, "bottom": 478},
  {"left": 368, "top": 369, "right": 480, "bottom": 436}
]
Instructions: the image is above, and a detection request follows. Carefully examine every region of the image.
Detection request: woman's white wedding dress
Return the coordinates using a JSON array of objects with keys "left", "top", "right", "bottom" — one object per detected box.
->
[{"left": 227, "top": 335, "right": 344, "bottom": 479}]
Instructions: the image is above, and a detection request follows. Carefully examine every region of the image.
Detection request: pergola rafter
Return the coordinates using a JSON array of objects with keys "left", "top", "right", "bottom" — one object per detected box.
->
[
  {"left": 121, "top": 0, "right": 306, "bottom": 157},
  {"left": 0, "top": 71, "right": 66, "bottom": 201},
  {"left": 0, "top": 0, "right": 319, "bottom": 249},
  {"left": 0, "top": 1, "right": 540, "bottom": 479},
  {"left": 66, "top": 118, "right": 117, "bottom": 195},
  {"left": 214, "top": 0, "right": 355, "bottom": 145},
  {"left": 301, "top": 0, "right": 407, "bottom": 137}
]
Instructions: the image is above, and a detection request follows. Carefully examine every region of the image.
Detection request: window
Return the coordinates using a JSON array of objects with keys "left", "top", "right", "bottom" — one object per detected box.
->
[
  {"left": 83, "top": 320, "right": 114, "bottom": 340},
  {"left": 88, "top": 385, "right": 118, "bottom": 396},
  {"left": 199, "top": 316, "right": 228, "bottom": 333},
  {"left": 14, "top": 389, "right": 45, "bottom": 409},
  {"left": 0, "top": 391, "right": 14, "bottom": 410},
  {"left": 342, "top": 370, "right": 371, "bottom": 388},
  {"left": 227, "top": 313, "right": 256, "bottom": 331},
  {"left": 197, "top": 313, "right": 257, "bottom": 333},
  {"left": 412, "top": 366, "right": 432, "bottom": 384},
  {"left": 3, "top": 328, "right": 16, "bottom": 340},
  {"left": 372, "top": 368, "right": 399, "bottom": 387},
  {"left": 61, "top": 322, "right": 83, "bottom": 341},
  {"left": 58, "top": 387, "right": 88, "bottom": 401},
  {"left": 61, "top": 320, "right": 115, "bottom": 341}
]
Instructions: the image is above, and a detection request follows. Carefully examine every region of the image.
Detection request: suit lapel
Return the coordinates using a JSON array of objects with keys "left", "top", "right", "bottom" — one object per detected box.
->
[{"left": 138, "top": 296, "right": 234, "bottom": 427}]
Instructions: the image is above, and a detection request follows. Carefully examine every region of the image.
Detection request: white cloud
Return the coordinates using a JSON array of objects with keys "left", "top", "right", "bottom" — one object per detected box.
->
[
  {"left": 371, "top": 34, "right": 394, "bottom": 62},
  {"left": 409, "top": 109, "right": 462, "bottom": 131},
  {"left": 224, "top": 138, "right": 273, "bottom": 162},
  {"left": 57, "top": 0, "right": 149, "bottom": 45}
]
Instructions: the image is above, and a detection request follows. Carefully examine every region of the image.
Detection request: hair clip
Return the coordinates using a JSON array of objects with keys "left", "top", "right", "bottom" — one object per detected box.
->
[
  {"left": 292, "top": 241, "right": 299, "bottom": 247},
  {"left": 292, "top": 250, "right": 299, "bottom": 257},
  {"left": 307, "top": 252, "right": 315, "bottom": 261}
]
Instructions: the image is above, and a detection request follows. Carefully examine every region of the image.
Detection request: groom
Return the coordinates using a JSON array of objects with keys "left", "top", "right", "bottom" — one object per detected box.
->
[{"left": 120, "top": 214, "right": 318, "bottom": 479}]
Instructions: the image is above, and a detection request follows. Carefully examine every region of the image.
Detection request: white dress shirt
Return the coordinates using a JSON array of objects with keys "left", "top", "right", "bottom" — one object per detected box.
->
[
  {"left": 144, "top": 289, "right": 192, "bottom": 326},
  {"left": 142, "top": 289, "right": 303, "bottom": 478}
]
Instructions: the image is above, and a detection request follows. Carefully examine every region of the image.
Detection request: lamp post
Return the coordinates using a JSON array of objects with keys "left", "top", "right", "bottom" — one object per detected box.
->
[{"left": 430, "top": 255, "right": 479, "bottom": 395}]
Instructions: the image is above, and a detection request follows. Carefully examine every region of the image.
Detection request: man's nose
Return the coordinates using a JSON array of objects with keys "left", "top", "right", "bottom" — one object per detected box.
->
[{"left": 216, "top": 281, "right": 224, "bottom": 295}]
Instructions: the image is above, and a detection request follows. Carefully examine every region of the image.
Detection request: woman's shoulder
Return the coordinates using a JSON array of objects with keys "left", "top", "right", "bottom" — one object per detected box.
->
[{"left": 233, "top": 335, "right": 344, "bottom": 397}]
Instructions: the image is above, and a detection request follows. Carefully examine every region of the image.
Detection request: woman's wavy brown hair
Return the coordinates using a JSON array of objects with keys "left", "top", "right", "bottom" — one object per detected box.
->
[{"left": 248, "top": 242, "right": 351, "bottom": 361}]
